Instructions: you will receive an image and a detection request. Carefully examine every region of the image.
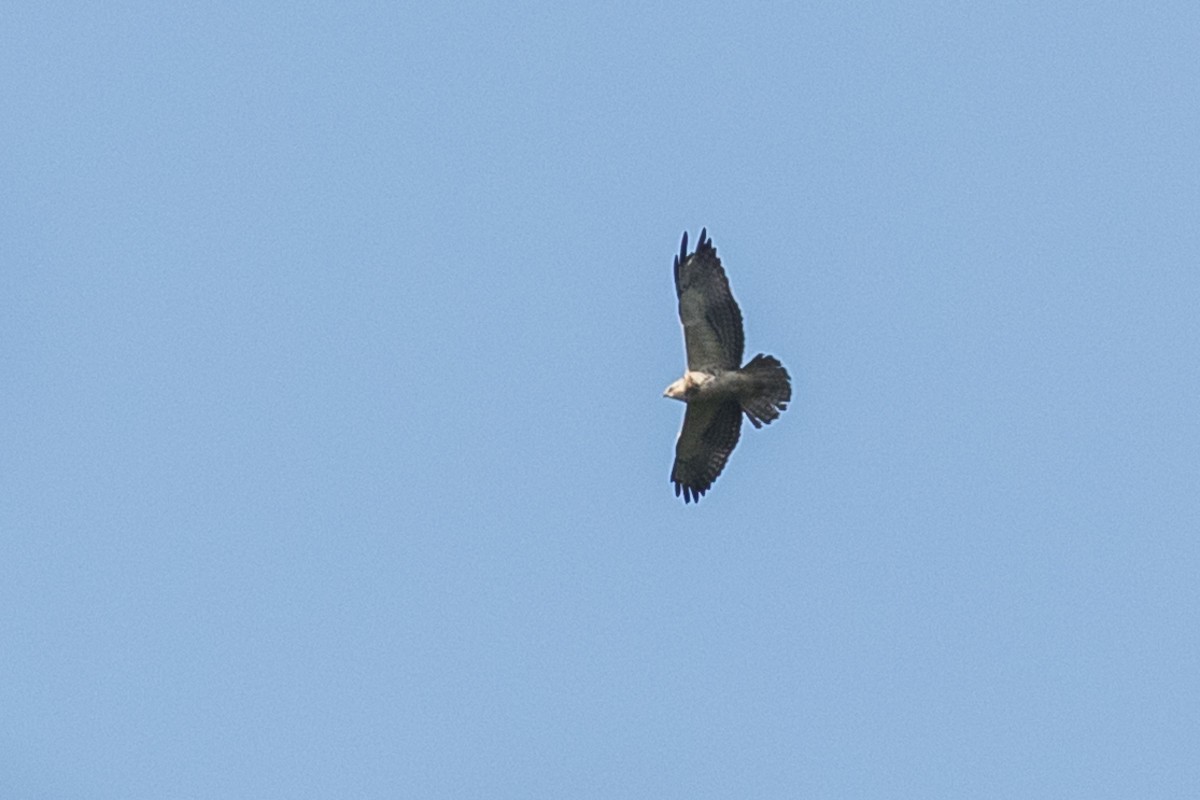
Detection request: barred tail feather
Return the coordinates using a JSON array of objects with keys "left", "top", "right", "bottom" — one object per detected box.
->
[{"left": 739, "top": 353, "right": 791, "bottom": 429}]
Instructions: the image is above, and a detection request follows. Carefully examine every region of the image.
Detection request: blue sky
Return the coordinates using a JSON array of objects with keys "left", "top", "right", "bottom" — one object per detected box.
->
[{"left": 4, "top": 2, "right": 1199, "bottom": 797}]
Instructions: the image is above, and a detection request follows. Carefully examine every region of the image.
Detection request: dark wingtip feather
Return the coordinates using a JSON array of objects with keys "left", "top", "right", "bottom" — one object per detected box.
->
[
  {"left": 679, "top": 483, "right": 705, "bottom": 504},
  {"left": 680, "top": 230, "right": 689, "bottom": 263},
  {"left": 672, "top": 478, "right": 706, "bottom": 504}
]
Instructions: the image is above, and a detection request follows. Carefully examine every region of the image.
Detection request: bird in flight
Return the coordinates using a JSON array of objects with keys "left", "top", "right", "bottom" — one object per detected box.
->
[{"left": 664, "top": 229, "right": 791, "bottom": 503}]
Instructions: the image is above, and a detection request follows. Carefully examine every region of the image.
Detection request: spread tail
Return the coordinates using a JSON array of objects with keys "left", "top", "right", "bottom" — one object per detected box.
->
[{"left": 739, "top": 354, "right": 791, "bottom": 429}]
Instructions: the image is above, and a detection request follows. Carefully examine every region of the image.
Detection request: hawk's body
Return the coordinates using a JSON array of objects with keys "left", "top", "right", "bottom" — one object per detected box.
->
[{"left": 664, "top": 229, "right": 791, "bottom": 503}]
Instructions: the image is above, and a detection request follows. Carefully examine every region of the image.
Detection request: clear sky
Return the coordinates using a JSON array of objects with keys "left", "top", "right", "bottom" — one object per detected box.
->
[{"left": 4, "top": 2, "right": 1199, "bottom": 797}]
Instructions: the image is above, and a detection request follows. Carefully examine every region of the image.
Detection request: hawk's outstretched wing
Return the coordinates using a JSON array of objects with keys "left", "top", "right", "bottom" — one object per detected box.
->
[
  {"left": 674, "top": 229, "right": 744, "bottom": 371},
  {"left": 671, "top": 399, "right": 743, "bottom": 504}
]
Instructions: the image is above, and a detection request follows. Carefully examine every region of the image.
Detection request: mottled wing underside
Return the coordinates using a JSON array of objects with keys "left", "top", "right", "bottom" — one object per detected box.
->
[
  {"left": 674, "top": 229, "right": 745, "bottom": 372},
  {"left": 671, "top": 399, "right": 743, "bottom": 504}
]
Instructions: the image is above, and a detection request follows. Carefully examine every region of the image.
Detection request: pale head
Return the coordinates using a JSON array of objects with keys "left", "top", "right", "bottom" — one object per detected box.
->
[
  {"left": 663, "top": 376, "right": 689, "bottom": 401},
  {"left": 663, "top": 371, "right": 712, "bottom": 401}
]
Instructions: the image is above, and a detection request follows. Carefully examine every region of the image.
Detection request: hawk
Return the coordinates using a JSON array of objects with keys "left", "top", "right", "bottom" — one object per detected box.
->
[{"left": 664, "top": 229, "right": 791, "bottom": 503}]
